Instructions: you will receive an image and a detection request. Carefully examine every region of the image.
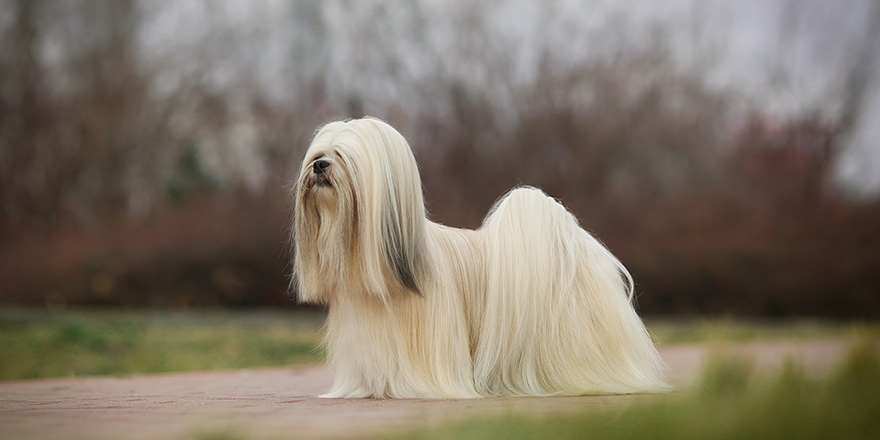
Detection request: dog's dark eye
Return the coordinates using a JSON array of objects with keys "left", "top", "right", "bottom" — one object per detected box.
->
[{"left": 333, "top": 150, "right": 348, "bottom": 167}]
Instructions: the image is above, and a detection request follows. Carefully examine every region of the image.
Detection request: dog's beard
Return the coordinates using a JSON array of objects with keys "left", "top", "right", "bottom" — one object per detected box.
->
[
  {"left": 306, "top": 179, "right": 338, "bottom": 216},
  {"left": 294, "top": 168, "right": 355, "bottom": 302}
]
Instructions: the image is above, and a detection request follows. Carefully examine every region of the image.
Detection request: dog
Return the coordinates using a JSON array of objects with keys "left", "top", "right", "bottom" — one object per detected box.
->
[{"left": 291, "top": 117, "right": 669, "bottom": 398}]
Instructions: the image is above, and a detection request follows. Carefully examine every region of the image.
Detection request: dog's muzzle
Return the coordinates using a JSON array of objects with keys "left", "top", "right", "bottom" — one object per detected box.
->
[
  {"left": 313, "top": 159, "right": 330, "bottom": 175},
  {"left": 312, "top": 159, "right": 332, "bottom": 187}
]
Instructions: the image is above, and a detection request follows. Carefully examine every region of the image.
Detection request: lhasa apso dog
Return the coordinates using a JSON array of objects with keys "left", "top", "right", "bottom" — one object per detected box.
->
[{"left": 292, "top": 117, "right": 669, "bottom": 398}]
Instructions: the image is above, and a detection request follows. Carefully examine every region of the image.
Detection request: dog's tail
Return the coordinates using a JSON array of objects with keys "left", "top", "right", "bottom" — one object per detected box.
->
[{"left": 473, "top": 186, "right": 670, "bottom": 396}]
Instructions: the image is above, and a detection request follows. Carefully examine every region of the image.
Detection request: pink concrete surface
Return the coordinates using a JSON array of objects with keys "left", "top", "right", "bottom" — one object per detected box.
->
[{"left": 0, "top": 338, "right": 869, "bottom": 440}]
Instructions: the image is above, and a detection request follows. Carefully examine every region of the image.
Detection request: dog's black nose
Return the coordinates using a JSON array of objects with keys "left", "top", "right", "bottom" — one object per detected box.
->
[{"left": 313, "top": 159, "right": 330, "bottom": 174}]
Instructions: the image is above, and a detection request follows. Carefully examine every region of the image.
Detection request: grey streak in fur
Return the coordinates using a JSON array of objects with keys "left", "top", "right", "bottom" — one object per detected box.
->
[{"left": 382, "top": 183, "right": 424, "bottom": 296}]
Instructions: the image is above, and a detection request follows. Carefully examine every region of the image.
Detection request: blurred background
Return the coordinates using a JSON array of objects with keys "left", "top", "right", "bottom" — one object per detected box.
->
[{"left": 1, "top": 0, "right": 879, "bottom": 318}]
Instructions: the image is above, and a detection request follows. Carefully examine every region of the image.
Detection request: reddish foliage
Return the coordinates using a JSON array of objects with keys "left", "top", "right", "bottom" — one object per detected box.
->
[{"left": 0, "top": 192, "right": 293, "bottom": 308}]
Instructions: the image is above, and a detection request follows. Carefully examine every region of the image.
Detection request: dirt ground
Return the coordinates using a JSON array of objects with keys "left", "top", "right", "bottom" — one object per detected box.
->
[{"left": 0, "top": 338, "right": 869, "bottom": 440}]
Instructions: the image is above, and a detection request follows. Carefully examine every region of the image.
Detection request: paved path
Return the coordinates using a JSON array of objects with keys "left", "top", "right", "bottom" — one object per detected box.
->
[{"left": 0, "top": 338, "right": 869, "bottom": 440}]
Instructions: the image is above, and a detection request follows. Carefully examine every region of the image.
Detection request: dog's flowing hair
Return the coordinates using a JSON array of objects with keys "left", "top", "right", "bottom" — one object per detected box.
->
[{"left": 292, "top": 117, "right": 669, "bottom": 398}]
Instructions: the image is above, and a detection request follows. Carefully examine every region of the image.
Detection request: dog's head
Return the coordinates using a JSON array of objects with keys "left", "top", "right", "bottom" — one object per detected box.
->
[{"left": 292, "top": 117, "right": 428, "bottom": 304}]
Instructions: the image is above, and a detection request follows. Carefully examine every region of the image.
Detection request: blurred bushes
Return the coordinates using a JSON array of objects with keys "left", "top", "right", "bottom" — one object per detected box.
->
[
  {"left": 0, "top": 0, "right": 878, "bottom": 317},
  {"left": 0, "top": 193, "right": 292, "bottom": 308}
]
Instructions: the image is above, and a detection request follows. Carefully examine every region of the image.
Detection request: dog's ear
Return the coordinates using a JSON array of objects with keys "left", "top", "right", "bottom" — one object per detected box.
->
[
  {"left": 380, "top": 185, "right": 427, "bottom": 296},
  {"left": 344, "top": 117, "right": 430, "bottom": 298}
]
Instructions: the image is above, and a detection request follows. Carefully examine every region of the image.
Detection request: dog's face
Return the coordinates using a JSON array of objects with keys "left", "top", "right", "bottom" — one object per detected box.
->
[
  {"left": 292, "top": 118, "right": 429, "bottom": 303},
  {"left": 298, "top": 125, "right": 353, "bottom": 221}
]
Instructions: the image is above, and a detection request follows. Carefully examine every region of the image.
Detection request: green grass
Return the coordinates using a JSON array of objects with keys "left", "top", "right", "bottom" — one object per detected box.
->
[
  {"left": 0, "top": 309, "right": 874, "bottom": 382},
  {"left": 387, "top": 344, "right": 880, "bottom": 440},
  {"left": 0, "top": 308, "right": 325, "bottom": 381},
  {"left": 646, "top": 317, "right": 877, "bottom": 345}
]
